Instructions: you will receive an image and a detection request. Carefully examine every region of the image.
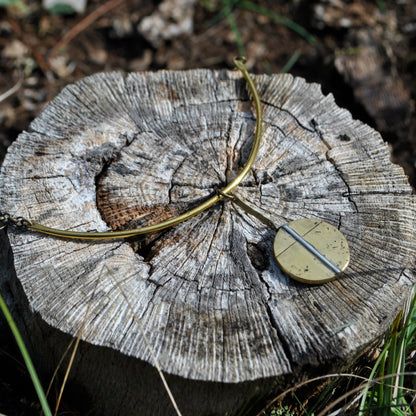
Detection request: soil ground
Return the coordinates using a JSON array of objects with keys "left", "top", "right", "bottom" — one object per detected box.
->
[{"left": 0, "top": 0, "right": 415, "bottom": 415}]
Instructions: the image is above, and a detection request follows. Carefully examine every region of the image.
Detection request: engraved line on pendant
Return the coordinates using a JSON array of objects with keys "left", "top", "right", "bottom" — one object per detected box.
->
[{"left": 281, "top": 224, "right": 341, "bottom": 274}]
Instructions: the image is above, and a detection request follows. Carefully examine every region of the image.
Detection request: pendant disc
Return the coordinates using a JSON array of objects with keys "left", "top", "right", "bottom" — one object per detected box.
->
[{"left": 273, "top": 218, "right": 350, "bottom": 284}]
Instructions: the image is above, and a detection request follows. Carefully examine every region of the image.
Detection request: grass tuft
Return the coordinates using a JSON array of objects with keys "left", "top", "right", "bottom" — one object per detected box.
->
[
  {"left": 201, "top": 0, "right": 316, "bottom": 59},
  {"left": 260, "top": 287, "right": 416, "bottom": 416},
  {"left": 358, "top": 287, "right": 416, "bottom": 415}
]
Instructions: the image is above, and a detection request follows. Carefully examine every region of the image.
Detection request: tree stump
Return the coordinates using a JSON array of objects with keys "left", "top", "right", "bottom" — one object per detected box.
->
[{"left": 0, "top": 68, "right": 415, "bottom": 416}]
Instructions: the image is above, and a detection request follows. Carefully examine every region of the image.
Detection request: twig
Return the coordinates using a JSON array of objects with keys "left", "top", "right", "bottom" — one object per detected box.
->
[
  {"left": 49, "top": 0, "right": 126, "bottom": 60},
  {"left": 0, "top": 73, "right": 23, "bottom": 103}
]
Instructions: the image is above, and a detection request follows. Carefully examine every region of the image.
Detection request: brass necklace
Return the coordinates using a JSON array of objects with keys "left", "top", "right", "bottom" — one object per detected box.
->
[{"left": 0, "top": 57, "right": 350, "bottom": 284}]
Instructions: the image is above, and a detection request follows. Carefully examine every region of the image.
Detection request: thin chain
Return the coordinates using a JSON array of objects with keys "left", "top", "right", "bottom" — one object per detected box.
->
[{"left": 0, "top": 212, "right": 32, "bottom": 230}]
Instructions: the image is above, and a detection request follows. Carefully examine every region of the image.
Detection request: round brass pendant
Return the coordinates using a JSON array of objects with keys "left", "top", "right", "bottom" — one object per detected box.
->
[{"left": 273, "top": 218, "right": 350, "bottom": 284}]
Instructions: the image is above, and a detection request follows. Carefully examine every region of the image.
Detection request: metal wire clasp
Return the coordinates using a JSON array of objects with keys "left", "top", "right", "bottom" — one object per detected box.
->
[{"left": 0, "top": 212, "right": 32, "bottom": 230}]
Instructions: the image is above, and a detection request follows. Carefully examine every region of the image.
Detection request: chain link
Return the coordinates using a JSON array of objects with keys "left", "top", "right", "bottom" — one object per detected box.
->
[{"left": 0, "top": 212, "right": 32, "bottom": 230}]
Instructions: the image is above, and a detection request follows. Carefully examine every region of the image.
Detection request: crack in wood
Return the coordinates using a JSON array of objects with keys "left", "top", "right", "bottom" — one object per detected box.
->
[
  {"left": 261, "top": 99, "right": 316, "bottom": 134},
  {"left": 310, "top": 117, "right": 359, "bottom": 214}
]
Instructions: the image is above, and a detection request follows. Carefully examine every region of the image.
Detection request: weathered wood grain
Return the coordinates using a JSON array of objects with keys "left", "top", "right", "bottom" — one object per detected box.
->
[{"left": 0, "top": 68, "right": 415, "bottom": 415}]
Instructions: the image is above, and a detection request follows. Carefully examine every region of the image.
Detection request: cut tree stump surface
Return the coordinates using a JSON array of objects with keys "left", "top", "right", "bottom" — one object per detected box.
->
[{"left": 0, "top": 68, "right": 415, "bottom": 415}]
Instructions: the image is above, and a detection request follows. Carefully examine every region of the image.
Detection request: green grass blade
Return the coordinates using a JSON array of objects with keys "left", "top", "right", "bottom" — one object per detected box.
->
[
  {"left": 395, "top": 290, "right": 416, "bottom": 409},
  {"left": 358, "top": 337, "right": 390, "bottom": 414},
  {"left": 205, "top": 0, "right": 240, "bottom": 27},
  {"left": 384, "top": 326, "right": 398, "bottom": 414},
  {"left": 238, "top": 1, "right": 316, "bottom": 45},
  {"left": 359, "top": 287, "right": 416, "bottom": 415},
  {"left": 223, "top": 4, "right": 246, "bottom": 56},
  {"left": 292, "top": 391, "right": 312, "bottom": 415},
  {"left": 375, "top": 0, "right": 387, "bottom": 13},
  {"left": 0, "top": 293, "right": 53, "bottom": 416},
  {"left": 280, "top": 50, "right": 301, "bottom": 73},
  {"left": 202, "top": 0, "right": 246, "bottom": 59}
]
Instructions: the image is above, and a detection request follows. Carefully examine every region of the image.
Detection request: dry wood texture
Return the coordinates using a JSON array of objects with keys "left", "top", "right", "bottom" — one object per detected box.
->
[{"left": 0, "top": 68, "right": 415, "bottom": 415}]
